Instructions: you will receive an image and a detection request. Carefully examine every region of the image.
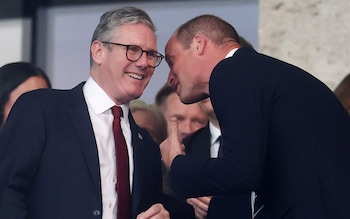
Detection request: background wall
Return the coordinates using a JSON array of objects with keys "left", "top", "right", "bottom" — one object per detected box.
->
[
  {"left": 0, "top": 19, "right": 32, "bottom": 67},
  {"left": 0, "top": 0, "right": 37, "bottom": 67},
  {"left": 35, "top": 0, "right": 259, "bottom": 103},
  {"left": 259, "top": 0, "right": 350, "bottom": 90}
]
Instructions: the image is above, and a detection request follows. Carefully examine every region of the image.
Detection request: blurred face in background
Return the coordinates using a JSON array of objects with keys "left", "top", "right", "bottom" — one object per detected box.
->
[
  {"left": 162, "top": 92, "right": 208, "bottom": 142},
  {"left": 132, "top": 109, "right": 159, "bottom": 142},
  {"left": 2, "top": 76, "right": 49, "bottom": 127}
]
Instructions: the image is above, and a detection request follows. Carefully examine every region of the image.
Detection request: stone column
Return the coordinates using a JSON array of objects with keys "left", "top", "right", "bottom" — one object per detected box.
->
[{"left": 259, "top": 0, "right": 350, "bottom": 89}]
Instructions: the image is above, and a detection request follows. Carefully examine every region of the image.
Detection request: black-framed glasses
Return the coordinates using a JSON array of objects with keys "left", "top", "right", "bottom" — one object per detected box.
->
[{"left": 101, "top": 41, "right": 164, "bottom": 68}]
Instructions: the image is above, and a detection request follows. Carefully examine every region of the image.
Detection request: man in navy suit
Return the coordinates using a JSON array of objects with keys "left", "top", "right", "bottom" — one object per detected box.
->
[
  {"left": 0, "top": 6, "right": 193, "bottom": 219},
  {"left": 183, "top": 37, "right": 259, "bottom": 219},
  {"left": 160, "top": 14, "right": 350, "bottom": 218},
  {"left": 183, "top": 98, "right": 252, "bottom": 219}
]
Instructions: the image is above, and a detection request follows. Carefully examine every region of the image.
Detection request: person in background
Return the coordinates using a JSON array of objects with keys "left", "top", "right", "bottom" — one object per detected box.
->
[
  {"left": 155, "top": 84, "right": 208, "bottom": 199},
  {"left": 0, "top": 62, "right": 51, "bottom": 129},
  {"left": 130, "top": 99, "right": 195, "bottom": 218},
  {"left": 334, "top": 73, "right": 350, "bottom": 114},
  {"left": 160, "top": 14, "right": 350, "bottom": 218},
  {"left": 130, "top": 99, "right": 167, "bottom": 144},
  {"left": 0, "top": 6, "right": 194, "bottom": 219},
  {"left": 155, "top": 84, "right": 208, "bottom": 143}
]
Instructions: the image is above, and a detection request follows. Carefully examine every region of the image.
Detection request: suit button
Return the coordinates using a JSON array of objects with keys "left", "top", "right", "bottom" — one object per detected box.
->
[{"left": 93, "top": 210, "right": 101, "bottom": 216}]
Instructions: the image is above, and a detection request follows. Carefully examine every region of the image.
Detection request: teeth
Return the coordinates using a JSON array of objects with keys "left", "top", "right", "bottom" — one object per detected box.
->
[{"left": 127, "top": 73, "right": 143, "bottom": 80}]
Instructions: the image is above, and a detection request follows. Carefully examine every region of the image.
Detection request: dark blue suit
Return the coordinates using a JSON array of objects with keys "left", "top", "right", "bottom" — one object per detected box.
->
[
  {"left": 183, "top": 125, "right": 211, "bottom": 159},
  {"left": 0, "top": 83, "right": 193, "bottom": 219},
  {"left": 183, "top": 125, "right": 252, "bottom": 219},
  {"left": 170, "top": 48, "right": 350, "bottom": 218}
]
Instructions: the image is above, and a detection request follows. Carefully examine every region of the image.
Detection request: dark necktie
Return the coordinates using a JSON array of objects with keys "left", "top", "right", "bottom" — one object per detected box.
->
[
  {"left": 112, "top": 106, "right": 130, "bottom": 219},
  {"left": 217, "top": 135, "right": 223, "bottom": 157}
]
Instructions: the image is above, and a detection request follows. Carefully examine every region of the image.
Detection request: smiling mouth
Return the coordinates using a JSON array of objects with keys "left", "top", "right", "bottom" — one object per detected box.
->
[{"left": 127, "top": 73, "right": 144, "bottom": 80}]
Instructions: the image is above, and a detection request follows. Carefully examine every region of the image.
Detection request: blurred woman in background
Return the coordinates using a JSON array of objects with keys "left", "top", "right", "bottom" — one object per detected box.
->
[{"left": 0, "top": 62, "right": 51, "bottom": 129}]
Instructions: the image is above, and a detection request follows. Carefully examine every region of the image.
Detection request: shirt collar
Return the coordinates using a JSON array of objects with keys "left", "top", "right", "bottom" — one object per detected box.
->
[
  {"left": 225, "top": 48, "right": 239, "bottom": 58},
  {"left": 209, "top": 122, "right": 221, "bottom": 145},
  {"left": 83, "top": 77, "right": 129, "bottom": 117}
]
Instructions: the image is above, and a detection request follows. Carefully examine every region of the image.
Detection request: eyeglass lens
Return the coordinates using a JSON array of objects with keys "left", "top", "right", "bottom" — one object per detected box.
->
[{"left": 126, "top": 45, "right": 162, "bottom": 67}]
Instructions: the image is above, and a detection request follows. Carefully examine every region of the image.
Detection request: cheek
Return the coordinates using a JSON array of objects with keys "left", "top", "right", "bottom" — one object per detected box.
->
[{"left": 145, "top": 70, "right": 155, "bottom": 83}]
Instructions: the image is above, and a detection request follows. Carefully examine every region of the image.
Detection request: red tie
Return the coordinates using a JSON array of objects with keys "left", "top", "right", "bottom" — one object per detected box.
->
[{"left": 112, "top": 106, "right": 130, "bottom": 219}]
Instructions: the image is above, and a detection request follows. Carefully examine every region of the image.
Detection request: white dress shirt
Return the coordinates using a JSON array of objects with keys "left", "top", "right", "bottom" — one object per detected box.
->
[
  {"left": 208, "top": 47, "right": 237, "bottom": 159},
  {"left": 83, "top": 77, "right": 134, "bottom": 219},
  {"left": 209, "top": 122, "right": 221, "bottom": 158},
  {"left": 225, "top": 48, "right": 239, "bottom": 58}
]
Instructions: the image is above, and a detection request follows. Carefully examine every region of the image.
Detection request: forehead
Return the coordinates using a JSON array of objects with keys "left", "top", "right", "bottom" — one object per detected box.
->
[
  {"left": 165, "top": 93, "right": 206, "bottom": 116},
  {"left": 165, "top": 93, "right": 181, "bottom": 107},
  {"left": 115, "top": 23, "right": 157, "bottom": 49},
  {"left": 15, "top": 76, "right": 48, "bottom": 91},
  {"left": 165, "top": 36, "right": 183, "bottom": 57}
]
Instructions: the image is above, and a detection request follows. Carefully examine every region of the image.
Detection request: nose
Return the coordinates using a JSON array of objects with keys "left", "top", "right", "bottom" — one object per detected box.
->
[
  {"left": 167, "top": 70, "right": 176, "bottom": 86},
  {"left": 134, "top": 52, "right": 149, "bottom": 68},
  {"left": 178, "top": 120, "right": 195, "bottom": 141}
]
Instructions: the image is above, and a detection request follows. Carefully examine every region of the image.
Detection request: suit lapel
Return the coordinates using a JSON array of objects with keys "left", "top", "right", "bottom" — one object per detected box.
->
[
  {"left": 67, "top": 83, "right": 101, "bottom": 197},
  {"left": 64, "top": 87, "right": 159, "bottom": 216},
  {"left": 129, "top": 113, "right": 147, "bottom": 216}
]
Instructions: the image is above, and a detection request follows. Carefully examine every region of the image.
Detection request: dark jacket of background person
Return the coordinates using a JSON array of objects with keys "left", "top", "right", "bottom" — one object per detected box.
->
[{"left": 170, "top": 47, "right": 350, "bottom": 219}]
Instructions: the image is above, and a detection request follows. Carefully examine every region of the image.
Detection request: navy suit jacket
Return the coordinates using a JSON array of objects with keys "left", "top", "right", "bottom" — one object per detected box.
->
[
  {"left": 170, "top": 48, "right": 350, "bottom": 218},
  {"left": 0, "top": 83, "right": 193, "bottom": 219},
  {"left": 183, "top": 125, "right": 252, "bottom": 219},
  {"left": 183, "top": 125, "right": 211, "bottom": 159}
]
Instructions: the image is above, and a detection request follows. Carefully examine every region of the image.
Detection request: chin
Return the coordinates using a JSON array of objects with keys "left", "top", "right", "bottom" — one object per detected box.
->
[
  {"left": 181, "top": 93, "right": 209, "bottom": 104},
  {"left": 127, "top": 90, "right": 142, "bottom": 100},
  {"left": 133, "top": 93, "right": 142, "bottom": 99},
  {"left": 181, "top": 96, "right": 201, "bottom": 104}
]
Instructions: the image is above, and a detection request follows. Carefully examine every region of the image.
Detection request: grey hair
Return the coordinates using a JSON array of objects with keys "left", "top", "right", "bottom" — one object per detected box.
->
[{"left": 90, "top": 6, "right": 156, "bottom": 66}]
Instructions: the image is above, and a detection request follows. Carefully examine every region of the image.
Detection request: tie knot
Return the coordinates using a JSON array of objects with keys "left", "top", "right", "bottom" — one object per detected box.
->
[{"left": 111, "top": 106, "right": 123, "bottom": 118}]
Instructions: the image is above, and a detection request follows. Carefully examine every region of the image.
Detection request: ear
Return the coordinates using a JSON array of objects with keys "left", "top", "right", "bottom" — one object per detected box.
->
[
  {"left": 193, "top": 34, "right": 206, "bottom": 55},
  {"left": 91, "top": 40, "right": 104, "bottom": 65}
]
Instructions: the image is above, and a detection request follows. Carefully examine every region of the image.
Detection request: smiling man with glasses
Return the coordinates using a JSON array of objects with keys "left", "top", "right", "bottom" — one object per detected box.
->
[{"left": 0, "top": 6, "right": 194, "bottom": 219}]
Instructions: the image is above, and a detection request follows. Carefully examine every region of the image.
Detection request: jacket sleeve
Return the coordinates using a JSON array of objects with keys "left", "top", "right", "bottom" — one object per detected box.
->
[
  {"left": 0, "top": 92, "right": 46, "bottom": 219},
  {"left": 170, "top": 53, "right": 269, "bottom": 198}
]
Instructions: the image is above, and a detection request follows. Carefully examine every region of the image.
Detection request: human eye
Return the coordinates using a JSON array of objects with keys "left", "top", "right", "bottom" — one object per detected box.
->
[
  {"left": 173, "top": 115, "right": 184, "bottom": 121},
  {"left": 128, "top": 45, "right": 140, "bottom": 54},
  {"left": 147, "top": 51, "right": 159, "bottom": 59},
  {"left": 194, "top": 119, "right": 206, "bottom": 126}
]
